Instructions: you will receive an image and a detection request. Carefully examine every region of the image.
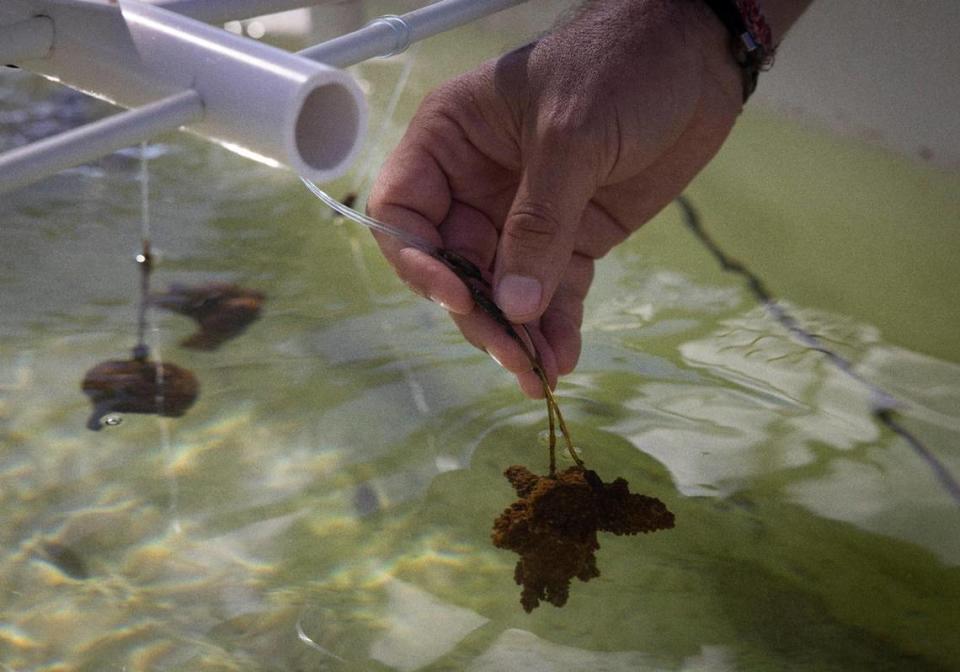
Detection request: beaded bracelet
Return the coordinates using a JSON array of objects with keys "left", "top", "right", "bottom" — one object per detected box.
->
[{"left": 699, "top": 0, "right": 775, "bottom": 102}]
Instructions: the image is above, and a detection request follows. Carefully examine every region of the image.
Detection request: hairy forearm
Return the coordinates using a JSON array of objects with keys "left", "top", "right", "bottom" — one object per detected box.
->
[
  {"left": 549, "top": 0, "right": 815, "bottom": 111},
  {"left": 571, "top": 0, "right": 814, "bottom": 41},
  {"left": 562, "top": 0, "right": 815, "bottom": 82}
]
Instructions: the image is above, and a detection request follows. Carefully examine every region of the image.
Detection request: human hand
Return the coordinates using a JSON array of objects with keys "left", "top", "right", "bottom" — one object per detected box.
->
[{"left": 367, "top": 0, "right": 743, "bottom": 398}]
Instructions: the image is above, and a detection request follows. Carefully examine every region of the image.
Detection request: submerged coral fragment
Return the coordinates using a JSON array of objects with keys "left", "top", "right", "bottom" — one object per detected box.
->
[
  {"left": 492, "top": 465, "right": 674, "bottom": 612},
  {"left": 152, "top": 282, "right": 264, "bottom": 350},
  {"left": 81, "top": 358, "right": 198, "bottom": 430}
]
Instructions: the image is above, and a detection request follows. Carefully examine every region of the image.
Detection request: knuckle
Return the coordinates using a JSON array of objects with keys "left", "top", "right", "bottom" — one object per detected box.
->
[
  {"left": 421, "top": 72, "right": 478, "bottom": 117},
  {"left": 421, "top": 77, "right": 462, "bottom": 109},
  {"left": 536, "top": 91, "right": 598, "bottom": 142},
  {"left": 505, "top": 204, "right": 562, "bottom": 251},
  {"left": 537, "top": 106, "right": 588, "bottom": 146},
  {"left": 532, "top": 103, "right": 602, "bottom": 172}
]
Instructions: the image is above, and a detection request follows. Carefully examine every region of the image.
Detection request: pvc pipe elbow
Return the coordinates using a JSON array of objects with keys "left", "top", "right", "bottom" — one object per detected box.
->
[
  {"left": 5, "top": 0, "right": 366, "bottom": 183},
  {"left": 119, "top": 0, "right": 367, "bottom": 183}
]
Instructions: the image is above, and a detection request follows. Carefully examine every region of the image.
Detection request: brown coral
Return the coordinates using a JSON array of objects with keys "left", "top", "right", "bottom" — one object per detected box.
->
[
  {"left": 81, "top": 358, "right": 198, "bottom": 430},
  {"left": 151, "top": 282, "right": 264, "bottom": 350},
  {"left": 492, "top": 465, "right": 674, "bottom": 612}
]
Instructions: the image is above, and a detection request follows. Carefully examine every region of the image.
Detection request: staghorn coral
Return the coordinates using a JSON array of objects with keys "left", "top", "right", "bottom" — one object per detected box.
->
[{"left": 492, "top": 465, "right": 674, "bottom": 612}]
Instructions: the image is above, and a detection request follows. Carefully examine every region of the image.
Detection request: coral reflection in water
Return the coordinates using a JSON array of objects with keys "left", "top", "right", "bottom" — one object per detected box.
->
[
  {"left": 492, "top": 465, "right": 675, "bottom": 612},
  {"left": 151, "top": 282, "right": 264, "bottom": 350},
  {"left": 81, "top": 357, "right": 198, "bottom": 430},
  {"left": 39, "top": 541, "right": 89, "bottom": 580}
]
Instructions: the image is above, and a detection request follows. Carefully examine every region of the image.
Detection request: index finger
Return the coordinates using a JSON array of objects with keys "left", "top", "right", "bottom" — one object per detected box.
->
[{"left": 367, "top": 134, "right": 474, "bottom": 314}]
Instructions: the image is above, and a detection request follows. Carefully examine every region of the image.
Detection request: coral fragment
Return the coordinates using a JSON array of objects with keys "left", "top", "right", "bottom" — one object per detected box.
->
[
  {"left": 152, "top": 282, "right": 264, "bottom": 350},
  {"left": 81, "top": 358, "right": 198, "bottom": 430},
  {"left": 492, "top": 465, "right": 674, "bottom": 612}
]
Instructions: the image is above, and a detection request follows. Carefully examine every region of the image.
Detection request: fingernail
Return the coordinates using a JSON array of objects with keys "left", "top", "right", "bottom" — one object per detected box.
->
[
  {"left": 486, "top": 349, "right": 503, "bottom": 367},
  {"left": 496, "top": 274, "right": 541, "bottom": 319}
]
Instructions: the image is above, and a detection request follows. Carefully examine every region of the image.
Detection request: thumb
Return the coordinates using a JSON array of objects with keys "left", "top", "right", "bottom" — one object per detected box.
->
[{"left": 493, "top": 146, "right": 595, "bottom": 323}]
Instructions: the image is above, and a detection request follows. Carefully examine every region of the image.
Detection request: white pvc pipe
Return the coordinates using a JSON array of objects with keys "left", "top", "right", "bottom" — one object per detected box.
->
[
  {"left": 2, "top": 0, "right": 366, "bottom": 188},
  {"left": 0, "top": 0, "right": 530, "bottom": 193},
  {"left": 0, "top": 91, "right": 203, "bottom": 194},
  {"left": 0, "top": 16, "right": 54, "bottom": 63},
  {"left": 299, "top": 0, "right": 528, "bottom": 68},
  {"left": 121, "top": 0, "right": 366, "bottom": 180},
  {"left": 142, "top": 0, "right": 337, "bottom": 24}
]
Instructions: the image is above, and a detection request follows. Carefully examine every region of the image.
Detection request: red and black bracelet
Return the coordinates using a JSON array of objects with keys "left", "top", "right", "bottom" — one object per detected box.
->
[{"left": 699, "top": 0, "right": 775, "bottom": 102}]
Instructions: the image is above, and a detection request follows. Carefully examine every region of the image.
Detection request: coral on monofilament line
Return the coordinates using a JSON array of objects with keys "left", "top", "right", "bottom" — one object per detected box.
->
[
  {"left": 492, "top": 465, "right": 675, "bottom": 612},
  {"left": 81, "top": 357, "right": 198, "bottom": 430}
]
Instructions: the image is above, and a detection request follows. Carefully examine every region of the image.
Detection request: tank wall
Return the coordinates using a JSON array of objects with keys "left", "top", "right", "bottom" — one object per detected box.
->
[{"left": 754, "top": 0, "right": 960, "bottom": 170}]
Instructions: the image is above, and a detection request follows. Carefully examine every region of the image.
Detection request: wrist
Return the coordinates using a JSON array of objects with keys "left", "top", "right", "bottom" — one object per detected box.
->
[
  {"left": 694, "top": 0, "right": 813, "bottom": 100},
  {"left": 680, "top": 0, "right": 746, "bottom": 108}
]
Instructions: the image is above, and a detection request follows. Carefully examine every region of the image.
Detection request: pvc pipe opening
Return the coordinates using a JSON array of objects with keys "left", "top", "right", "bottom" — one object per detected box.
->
[{"left": 294, "top": 81, "right": 363, "bottom": 178}]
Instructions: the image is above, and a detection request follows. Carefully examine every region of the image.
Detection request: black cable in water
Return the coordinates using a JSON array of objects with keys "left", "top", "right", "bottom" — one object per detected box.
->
[{"left": 674, "top": 195, "right": 960, "bottom": 506}]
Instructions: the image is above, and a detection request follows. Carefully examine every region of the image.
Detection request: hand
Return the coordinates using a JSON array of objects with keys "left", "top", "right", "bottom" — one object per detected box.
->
[{"left": 367, "top": 0, "right": 743, "bottom": 398}]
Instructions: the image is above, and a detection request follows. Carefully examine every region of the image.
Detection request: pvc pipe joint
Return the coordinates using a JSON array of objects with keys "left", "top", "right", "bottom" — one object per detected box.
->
[
  {"left": 299, "top": 0, "right": 528, "bottom": 68},
  {"left": 7, "top": 0, "right": 367, "bottom": 183},
  {"left": 122, "top": 0, "right": 366, "bottom": 181}
]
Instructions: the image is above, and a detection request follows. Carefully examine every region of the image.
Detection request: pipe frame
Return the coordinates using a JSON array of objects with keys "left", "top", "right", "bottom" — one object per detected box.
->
[
  {"left": 0, "top": 0, "right": 367, "bottom": 190},
  {"left": 0, "top": 0, "right": 531, "bottom": 193}
]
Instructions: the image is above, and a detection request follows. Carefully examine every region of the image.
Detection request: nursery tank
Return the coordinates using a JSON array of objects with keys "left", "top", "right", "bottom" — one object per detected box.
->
[{"left": 1, "top": 1, "right": 959, "bottom": 670}]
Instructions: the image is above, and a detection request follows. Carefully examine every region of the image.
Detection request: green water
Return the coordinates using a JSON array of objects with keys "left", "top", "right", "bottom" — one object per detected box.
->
[{"left": 3, "top": 11, "right": 960, "bottom": 672}]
